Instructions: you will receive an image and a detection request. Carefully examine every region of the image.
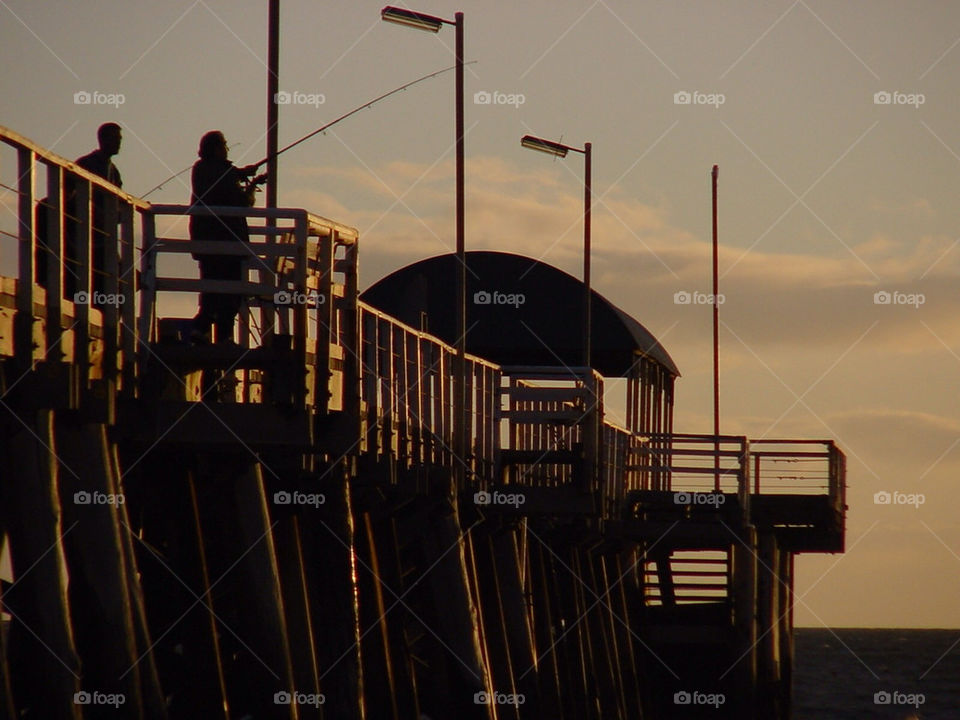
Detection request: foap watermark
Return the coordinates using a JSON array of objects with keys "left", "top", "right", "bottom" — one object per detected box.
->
[
  {"left": 74, "top": 90, "right": 125, "bottom": 107},
  {"left": 473, "top": 90, "right": 525, "bottom": 108},
  {"left": 273, "top": 490, "right": 325, "bottom": 508},
  {"left": 274, "top": 90, "right": 325, "bottom": 108},
  {"left": 274, "top": 290, "right": 325, "bottom": 307},
  {"left": 873, "top": 290, "right": 924, "bottom": 308},
  {"left": 474, "top": 490, "right": 526, "bottom": 509},
  {"left": 74, "top": 490, "right": 125, "bottom": 506},
  {"left": 873, "top": 91, "right": 925, "bottom": 108},
  {"left": 674, "top": 690, "right": 725, "bottom": 708},
  {"left": 874, "top": 690, "right": 925, "bottom": 708},
  {"left": 874, "top": 490, "right": 925, "bottom": 508},
  {"left": 674, "top": 290, "right": 724, "bottom": 306},
  {"left": 74, "top": 291, "right": 126, "bottom": 307},
  {"left": 674, "top": 90, "right": 725, "bottom": 108},
  {"left": 473, "top": 290, "right": 525, "bottom": 308},
  {"left": 674, "top": 492, "right": 725, "bottom": 508},
  {"left": 274, "top": 690, "right": 325, "bottom": 707},
  {"left": 74, "top": 691, "right": 126, "bottom": 708},
  {"left": 474, "top": 691, "right": 525, "bottom": 706}
]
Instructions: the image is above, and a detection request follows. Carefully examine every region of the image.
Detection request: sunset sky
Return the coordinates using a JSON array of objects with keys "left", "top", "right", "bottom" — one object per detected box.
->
[{"left": 2, "top": 0, "right": 960, "bottom": 633}]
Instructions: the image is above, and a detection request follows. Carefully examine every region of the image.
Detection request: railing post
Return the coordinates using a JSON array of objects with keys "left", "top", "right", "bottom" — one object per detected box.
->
[
  {"left": 43, "top": 163, "right": 64, "bottom": 358},
  {"left": 137, "top": 210, "right": 157, "bottom": 350},
  {"left": 74, "top": 177, "right": 91, "bottom": 387},
  {"left": 740, "top": 437, "right": 751, "bottom": 520},
  {"left": 15, "top": 148, "right": 35, "bottom": 369},
  {"left": 101, "top": 185, "right": 120, "bottom": 410},
  {"left": 754, "top": 451, "right": 761, "bottom": 495},
  {"left": 119, "top": 203, "right": 137, "bottom": 398}
]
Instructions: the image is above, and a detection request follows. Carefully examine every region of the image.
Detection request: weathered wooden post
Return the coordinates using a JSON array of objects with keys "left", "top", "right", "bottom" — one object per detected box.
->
[
  {"left": 0, "top": 409, "right": 82, "bottom": 719},
  {"left": 55, "top": 417, "right": 146, "bottom": 718},
  {"left": 756, "top": 531, "right": 781, "bottom": 717},
  {"left": 299, "top": 467, "right": 365, "bottom": 719},
  {"left": 732, "top": 528, "right": 758, "bottom": 719}
]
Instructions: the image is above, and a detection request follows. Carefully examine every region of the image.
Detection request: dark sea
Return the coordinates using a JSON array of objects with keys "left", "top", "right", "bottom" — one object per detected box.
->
[{"left": 794, "top": 629, "right": 960, "bottom": 719}]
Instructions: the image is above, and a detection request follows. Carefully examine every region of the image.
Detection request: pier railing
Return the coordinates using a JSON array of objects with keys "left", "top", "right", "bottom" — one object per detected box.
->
[
  {"left": 140, "top": 203, "right": 358, "bottom": 411},
  {"left": 1, "top": 125, "right": 148, "bottom": 402},
  {"left": 1, "top": 125, "right": 844, "bottom": 522},
  {"left": 356, "top": 301, "right": 501, "bottom": 481}
]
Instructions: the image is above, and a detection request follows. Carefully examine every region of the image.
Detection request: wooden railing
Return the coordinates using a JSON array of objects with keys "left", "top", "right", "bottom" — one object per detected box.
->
[
  {"left": 1, "top": 126, "right": 845, "bottom": 523},
  {"left": 140, "top": 204, "right": 358, "bottom": 411},
  {"left": 357, "top": 302, "right": 501, "bottom": 482},
  {"left": 1, "top": 125, "right": 148, "bottom": 401}
]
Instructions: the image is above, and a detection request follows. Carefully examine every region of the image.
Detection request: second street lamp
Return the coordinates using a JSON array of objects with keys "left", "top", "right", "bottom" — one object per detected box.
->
[
  {"left": 521, "top": 134, "right": 592, "bottom": 368},
  {"left": 383, "top": 6, "right": 467, "bottom": 490}
]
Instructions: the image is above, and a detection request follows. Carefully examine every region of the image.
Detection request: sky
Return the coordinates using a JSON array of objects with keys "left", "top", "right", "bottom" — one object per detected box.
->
[{"left": 1, "top": 0, "right": 960, "bottom": 634}]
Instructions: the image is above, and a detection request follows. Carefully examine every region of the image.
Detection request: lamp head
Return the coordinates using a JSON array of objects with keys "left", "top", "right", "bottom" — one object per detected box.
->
[
  {"left": 521, "top": 135, "right": 569, "bottom": 158},
  {"left": 381, "top": 6, "right": 444, "bottom": 32}
]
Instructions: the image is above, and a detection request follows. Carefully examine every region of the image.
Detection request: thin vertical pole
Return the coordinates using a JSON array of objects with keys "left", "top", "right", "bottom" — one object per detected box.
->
[
  {"left": 266, "top": 0, "right": 280, "bottom": 209},
  {"left": 712, "top": 164, "right": 720, "bottom": 491},
  {"left": 454, "top": 12, "right": 466, "bottom": 492},
  {"left": 583, "top": 142, "right": 592, "bottom": 368}
]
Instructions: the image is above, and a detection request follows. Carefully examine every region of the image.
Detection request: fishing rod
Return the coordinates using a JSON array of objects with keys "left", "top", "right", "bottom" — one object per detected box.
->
[{"left": 141, "top": 61, "right": 476, "bottom": 199}]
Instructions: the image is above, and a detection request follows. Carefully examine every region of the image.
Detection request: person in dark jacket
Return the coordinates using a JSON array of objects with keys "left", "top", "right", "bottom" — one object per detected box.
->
[
  {"left": 36, "top": 122, "right": 123, "bottom": 299},
  {"left": 189, "top": 130, "right": 261, "bottom": 343}
]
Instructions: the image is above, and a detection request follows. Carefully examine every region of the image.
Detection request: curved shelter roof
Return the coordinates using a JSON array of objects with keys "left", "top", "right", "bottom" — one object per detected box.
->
[{"left": 361, "top": 251, "right": 679, "bottom": 378}]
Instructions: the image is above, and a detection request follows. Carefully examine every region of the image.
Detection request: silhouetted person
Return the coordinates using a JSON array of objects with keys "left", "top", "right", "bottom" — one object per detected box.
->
[
  {"left": 189, "top": 131, "right": 261, "bottom": 343},
  {"left": 36, "top": 123, "right": 123, "bottom": 300}
]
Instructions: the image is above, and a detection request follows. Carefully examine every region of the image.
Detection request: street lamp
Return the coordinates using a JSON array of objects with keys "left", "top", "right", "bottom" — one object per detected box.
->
[
  {"left": 382, "top": 6, "right": 467, "bottom": 490},
  {"left": 521, "top": 134, "right": 592, "bottom": 367}
]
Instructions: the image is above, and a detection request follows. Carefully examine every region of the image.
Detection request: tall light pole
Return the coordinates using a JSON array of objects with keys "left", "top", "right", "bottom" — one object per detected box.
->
[
  {"left": 712, "top": 164, "right": 720, "bottom": 491},
  {"left": 266, "top": 0, "right": 280, "bottom": 209},
  {"left": 382, "top": 6, "right": 467, "bottom": 489},
  {"left": 520, "top": 135, "right": 592, "bottom": 367}
]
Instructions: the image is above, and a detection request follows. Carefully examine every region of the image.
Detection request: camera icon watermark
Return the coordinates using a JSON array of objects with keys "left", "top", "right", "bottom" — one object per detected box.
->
[
  {"left": 73, "top": 690, "right": 125, "bottom": 708},
  {"left": 873, "top": 290, "right": 924, "bottom": 308},
  {"left": 73, "top": 90, "right": 125, "bottom": 107},
  {"left": 473, "top": 290, "right": 525, "bottom": 308},
  {"left": 474, "top": 490, "right": 526, "bottom": 509},
  {"left": 74, "top": 490, "right": 125, "bottom": 506},
  {"left": 873, "top": 490, "right": 925, "bottom": 508},
  {"left": 274, "top": 290, "right": 325, "bottom": 307},
  {"left": 274, "top": 690, "right": 325, "bottom": 707},
  {"left": 674, "top": 290, "right": 724, "bottom": 306},
  {"left": 73, "top": 290, "right": 126, "bottom": 307},
  {"left": 674, "top": 90, "right": 725, "bottom": 108},
  {"left": 273, "top": 490, "right": 325, "bottom": 508},
  {"left": 873, "top": 690, "right": 925, "bottom": 708},
  {"left": 473, "top": 690, "right": 525, "bottom": 705},
  {"left": 673, "top": 690, "right": 725, "bottom": 707},
  {"left": 274, "top": 90, "right": 325, "bottom": 108},
  {"left": 873, "top": 91, "right": 924, "bottom": 108},
  {"left": 473, "top": 90, "right": 525, "bottom": 108},
  {"left": 674, "top": 492, "right": 725, "bottom": 507}
]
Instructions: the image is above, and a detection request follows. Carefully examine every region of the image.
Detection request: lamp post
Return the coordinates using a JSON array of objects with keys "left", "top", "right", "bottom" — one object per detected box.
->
[
  {"left": 266, "top": 0, "right": 279, "bottom": 209},
  {"left": 520, "top": 135, "right": 592, "bottom": 367},
  {"left": 712, "top": 164, "right": 720, "bottom": 491},
  {"left": 382, "top": 6, "right": 467, "bottom": 489}
]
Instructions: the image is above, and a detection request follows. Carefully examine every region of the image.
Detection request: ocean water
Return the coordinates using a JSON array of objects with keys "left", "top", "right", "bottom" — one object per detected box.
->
[{"left": 794, "top": 629, "right": 960, "bottom": 719}]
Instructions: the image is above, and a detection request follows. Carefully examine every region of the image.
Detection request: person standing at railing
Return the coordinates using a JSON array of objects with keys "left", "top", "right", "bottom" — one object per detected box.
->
[
  {"left": 35, "top": 123, "right": 123, "bottom": 301},
  {"left": 188, "top": 130, "right": 264, "bottom": 344},
  {"left": 75, "top": 123, "right": 123, "bottom": 303}
]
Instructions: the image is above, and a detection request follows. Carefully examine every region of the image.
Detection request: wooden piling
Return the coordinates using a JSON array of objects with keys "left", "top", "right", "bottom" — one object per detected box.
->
[
  {"left": 0, "top": 409, "right": 82, "bottom": 719},
  {"left": 55, "top": 417, "right": 146, "bottom": 718}
]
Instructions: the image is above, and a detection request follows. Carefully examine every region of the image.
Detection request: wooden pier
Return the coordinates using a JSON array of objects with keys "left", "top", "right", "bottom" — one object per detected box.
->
[{"left": 0, "top": 126, "right": 845, "bottom": 719}]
